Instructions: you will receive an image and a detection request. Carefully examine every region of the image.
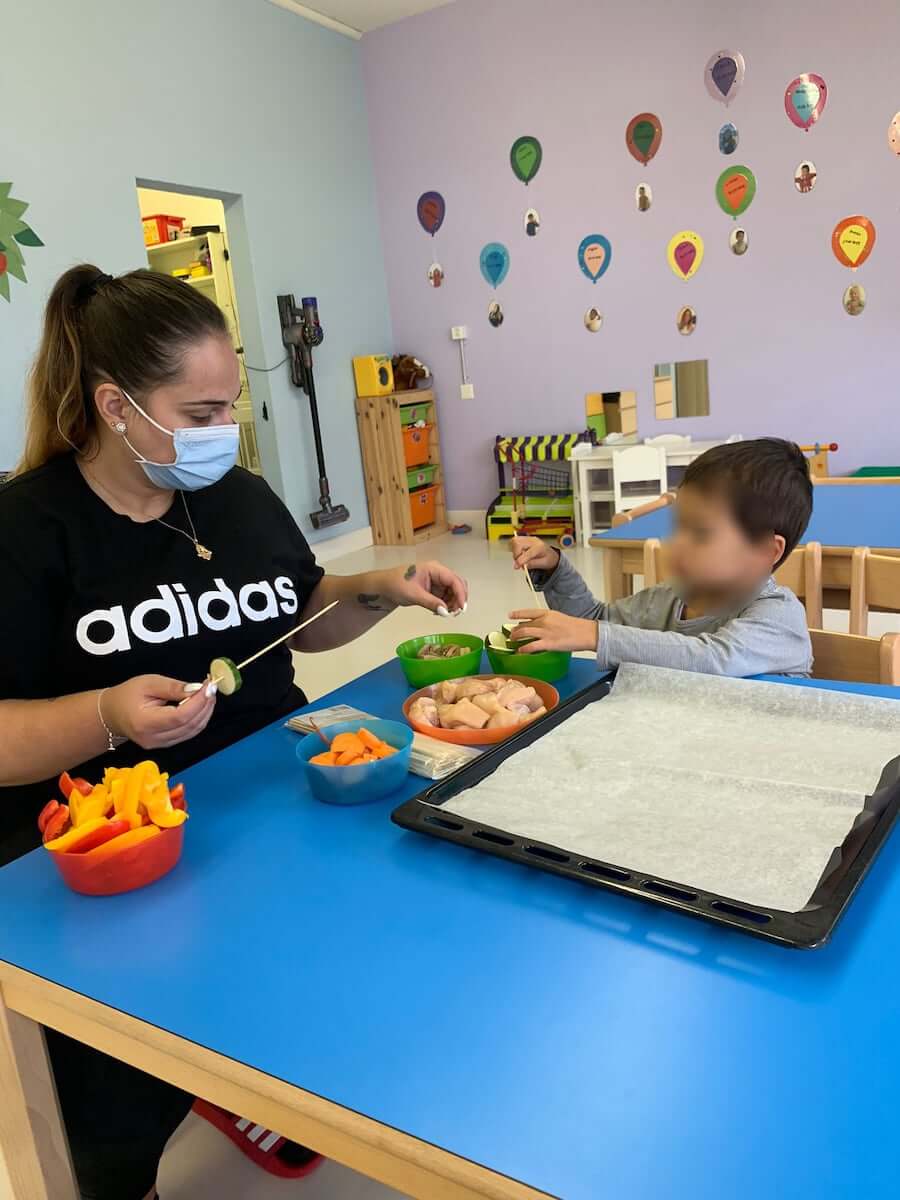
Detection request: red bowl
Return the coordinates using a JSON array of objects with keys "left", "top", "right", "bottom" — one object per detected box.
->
[
  {"left": 402, "top": 673, "right": 559, "bottom": 745},
  {"left": 50, "top": 825, "right": 184, "bottom": 896}
]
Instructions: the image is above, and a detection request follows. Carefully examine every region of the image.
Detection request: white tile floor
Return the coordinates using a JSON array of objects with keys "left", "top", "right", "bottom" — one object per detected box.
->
[{"left": 158, "top": 530, "right": 899, "bottom": 1198}]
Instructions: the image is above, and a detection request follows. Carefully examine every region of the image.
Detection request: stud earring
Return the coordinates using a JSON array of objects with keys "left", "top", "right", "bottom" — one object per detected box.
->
[{"left": 113, "top": 422, "right": 127, "bottom": 434}]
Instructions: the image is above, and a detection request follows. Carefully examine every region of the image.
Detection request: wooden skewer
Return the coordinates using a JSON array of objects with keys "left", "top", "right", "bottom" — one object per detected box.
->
[
  {"left": 308, "top": 717, "right": 330, "bottom": 746},
  {"left": 523, "top": 564, "right": 547, "bottom": 609}
]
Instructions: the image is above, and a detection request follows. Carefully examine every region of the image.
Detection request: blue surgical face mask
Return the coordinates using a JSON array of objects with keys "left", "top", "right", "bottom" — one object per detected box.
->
[{"left": 121, "top": 389, "right": 240, "bottom": 491}]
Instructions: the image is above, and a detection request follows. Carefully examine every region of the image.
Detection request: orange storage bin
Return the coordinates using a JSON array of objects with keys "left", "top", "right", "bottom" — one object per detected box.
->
[
  {"left": 410, "top": 484, "right": 438, "bottom": 530},
  {"left": 403, "top": 423, "right": 431, "bottom": 468},
  {"left": 141, "top": 214, "right": 185, "bottom": 247}
]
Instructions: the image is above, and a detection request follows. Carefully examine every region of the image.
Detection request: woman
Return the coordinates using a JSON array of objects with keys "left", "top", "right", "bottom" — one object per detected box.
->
[{"left": 0, "top": 264, "right": 467, "bottom": 1199}]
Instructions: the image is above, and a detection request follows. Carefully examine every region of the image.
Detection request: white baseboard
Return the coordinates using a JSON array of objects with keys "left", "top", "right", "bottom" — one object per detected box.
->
[
  {"left": 312, "top": 524, "right": 374, "bottom": 562},
  {"left": 447, "top": 510, "right": 486, "bottom": 536}
]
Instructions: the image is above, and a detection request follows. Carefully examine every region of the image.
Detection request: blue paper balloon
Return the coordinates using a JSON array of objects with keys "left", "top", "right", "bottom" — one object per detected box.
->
[
  {"left": 577, "top": 234, "right": 612, "bottom": 283},
  {"left": 480, "top": 242, "right": 510, "bottom": 288}
]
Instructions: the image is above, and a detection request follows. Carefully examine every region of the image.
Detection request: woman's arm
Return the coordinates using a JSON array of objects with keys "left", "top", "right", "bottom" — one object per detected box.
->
[
  {"left": 293, "top": 560, "right": 468, "bottom": 652},
  {"left": 0, "top": 679, "right": 216, "bottom": 788}
]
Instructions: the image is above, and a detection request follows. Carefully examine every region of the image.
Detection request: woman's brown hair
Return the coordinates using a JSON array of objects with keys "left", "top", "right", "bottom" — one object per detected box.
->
[{"left": 18, "top": 264, "right": 229, "bottom": 474}]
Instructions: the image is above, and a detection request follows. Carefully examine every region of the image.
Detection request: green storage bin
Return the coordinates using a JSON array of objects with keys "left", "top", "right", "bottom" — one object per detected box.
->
[
  {"left": 399, "top": 401, "right": 433, "bottom": 426},
  {"left": 407, "top": 464, "right": 438, "bottom": 490},
  {"left": 852, "top": 467, "right": 900, "bottom": 478}
]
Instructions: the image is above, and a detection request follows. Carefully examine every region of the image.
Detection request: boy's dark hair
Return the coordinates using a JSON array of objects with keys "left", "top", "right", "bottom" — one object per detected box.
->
[{"left": 681, "top": 438, "right": 812, "bottom": 567}]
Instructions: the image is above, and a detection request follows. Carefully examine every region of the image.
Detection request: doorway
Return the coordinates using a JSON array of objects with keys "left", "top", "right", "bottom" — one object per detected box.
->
[{"left": 135, "top": 185, "right": 262, "bottom": 474}]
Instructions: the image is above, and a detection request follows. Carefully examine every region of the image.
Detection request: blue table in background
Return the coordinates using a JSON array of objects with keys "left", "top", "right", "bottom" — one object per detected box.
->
[
  {"left": 2, "top": 657, "right": 900, "bottom": 1200},
  {"left": 591, "top": 482, "right": 900, "bottom": 601}
]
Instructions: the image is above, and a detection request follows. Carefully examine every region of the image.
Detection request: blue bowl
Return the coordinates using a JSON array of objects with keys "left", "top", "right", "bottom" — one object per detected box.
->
[{"left": 296, "top": 719, "right": 413, "bottom": 806}]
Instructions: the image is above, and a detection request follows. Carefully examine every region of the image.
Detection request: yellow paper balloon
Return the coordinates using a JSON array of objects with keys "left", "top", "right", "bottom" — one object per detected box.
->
[
  {"left": 838, "top": 224, "right": 868, "bottom": 265},
  {"left": 666, "top": 230, "right": 705, "bottom": 280}
]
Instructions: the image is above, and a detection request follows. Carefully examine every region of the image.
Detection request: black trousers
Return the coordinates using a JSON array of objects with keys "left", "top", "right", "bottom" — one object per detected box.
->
[{"left": 47, "top": 1029, "right": 193, "bottom": 1200}]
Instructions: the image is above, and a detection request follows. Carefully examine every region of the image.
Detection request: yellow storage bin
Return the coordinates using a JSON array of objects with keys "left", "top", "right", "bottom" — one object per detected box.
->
[{"left": 353, "top": 355, "right": 394, "bottom": 398}]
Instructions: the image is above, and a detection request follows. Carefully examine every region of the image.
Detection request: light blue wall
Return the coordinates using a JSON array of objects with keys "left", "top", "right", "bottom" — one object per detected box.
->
[{"left": 1, "top": 0, "right": 392, "bottom": 542}]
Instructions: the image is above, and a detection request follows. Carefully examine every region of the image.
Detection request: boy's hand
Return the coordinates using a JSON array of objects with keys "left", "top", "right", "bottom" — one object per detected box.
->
[
  {"left": 508, "top": 609, "right": 600, "bottom": 653},
  {"left": 510, "top": 536, "right": 560, "bottom": 574}
]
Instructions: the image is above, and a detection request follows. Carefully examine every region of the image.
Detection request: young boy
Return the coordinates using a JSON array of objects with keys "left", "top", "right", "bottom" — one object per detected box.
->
[{"left": 510, "top": 438, "right": 814, "bottom": 676}]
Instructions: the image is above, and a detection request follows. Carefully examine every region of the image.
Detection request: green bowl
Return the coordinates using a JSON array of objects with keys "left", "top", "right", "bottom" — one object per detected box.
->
[
  {"left": 484, "top": 635, "right": 572, "bottom": 683},
  {"left": 395, "top": 634, "right": 485, "bottom": 688}
]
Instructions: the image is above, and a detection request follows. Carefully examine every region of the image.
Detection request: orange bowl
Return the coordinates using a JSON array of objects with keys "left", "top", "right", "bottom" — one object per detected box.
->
[
  {"left": 50, "top": 825, "right": 184, "bottom": 897},
  {"left": 402, "top": 674, "right": 559, "bottom": 745}
]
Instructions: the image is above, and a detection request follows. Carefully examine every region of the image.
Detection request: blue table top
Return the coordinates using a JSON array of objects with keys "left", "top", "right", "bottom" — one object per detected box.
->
[
  {"left": 2, "top": 658, "right": 900, "bottom": 1200},
  {"left": 596, "top": 482, "right": 900, "bottom": 548}
]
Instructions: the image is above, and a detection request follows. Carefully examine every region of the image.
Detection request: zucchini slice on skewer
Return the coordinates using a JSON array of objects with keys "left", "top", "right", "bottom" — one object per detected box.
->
[{"left": 210, "top": 657, "right": 242, "bottom": 696}]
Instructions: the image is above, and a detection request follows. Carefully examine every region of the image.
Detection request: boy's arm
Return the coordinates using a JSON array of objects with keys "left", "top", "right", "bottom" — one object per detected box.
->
[
  {"left": 598, "top": 595, "right": 812, "bottom": 677},
  {"left": 533, "top": 552, "right": 655, "bottom": 625}
]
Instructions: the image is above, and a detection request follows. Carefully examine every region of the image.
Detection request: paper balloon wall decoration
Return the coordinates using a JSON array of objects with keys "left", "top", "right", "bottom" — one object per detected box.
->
[
  {"left": 667, "top": 231, "right": 704, "bottom": 281},
  {"left": 889, "top": 112, "right": 900, "bottom": 155},
  {"left": 831, "top": 217, "right": 876, "bottom": 270},
  {"left": 577, "top": 235, "right": 612, "bottom": 283},
  {"left": 715, "top": 165, "right": 756, "bottom": 218},
  {"left": 704, "top": 51, "right": 745, "bottom": 106},
  {"left": 510, "top": 136, "right": 543, "bottom": 185},
  {"left": 718, "top": 123, "right": 739, "bottom": 155},
  {"left": 416, "top": 191, "right": 445, "bottom": 236},
  {"left": 480, "top": 242, "right": 510, "bottom": 287},
  {"left": 625, "top": 113, "right": 663, "bottom": 165},
  {"left": 785, "top": 74, "right": 827, "bottom": 131}
]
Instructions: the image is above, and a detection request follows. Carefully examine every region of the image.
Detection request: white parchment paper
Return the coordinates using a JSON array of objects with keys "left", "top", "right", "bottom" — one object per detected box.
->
[{"left": 443, "top": 664, "right": 900, "bottom": 912}]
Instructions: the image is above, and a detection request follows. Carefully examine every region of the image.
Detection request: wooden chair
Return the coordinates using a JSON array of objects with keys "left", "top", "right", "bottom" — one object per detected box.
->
[
  {"left": 810, "top": 629, "right": 900, "bottom": 685},
  {"left": 642, "top": 539, "right": 824, "bottom": 628},
  {"left": 612, "top": 445, "right": 668, "bottom": 515},
  {"left": 849, "top": 546, "right": 900, "bottom": 636}
]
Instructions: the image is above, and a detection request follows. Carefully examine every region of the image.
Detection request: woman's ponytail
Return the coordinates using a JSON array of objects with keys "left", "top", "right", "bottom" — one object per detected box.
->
[{"left": 17, "top": 262, "right": 228, "bottom": 476}]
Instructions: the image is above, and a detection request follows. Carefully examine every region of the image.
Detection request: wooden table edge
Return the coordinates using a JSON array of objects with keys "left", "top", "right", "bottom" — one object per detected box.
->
[{"left": 0, "top": 963, "right": 551, "bottom": 1200}]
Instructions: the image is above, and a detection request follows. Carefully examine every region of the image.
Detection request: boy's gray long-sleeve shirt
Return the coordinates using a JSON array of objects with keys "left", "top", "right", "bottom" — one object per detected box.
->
[{"left": 535, "top": 553, "right": 812, "bottom": 677}]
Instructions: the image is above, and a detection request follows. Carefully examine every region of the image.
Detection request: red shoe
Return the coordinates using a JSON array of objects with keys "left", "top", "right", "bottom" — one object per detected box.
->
[{"left": 192, "top": 1099, "right": 324, "bottom": 1179}]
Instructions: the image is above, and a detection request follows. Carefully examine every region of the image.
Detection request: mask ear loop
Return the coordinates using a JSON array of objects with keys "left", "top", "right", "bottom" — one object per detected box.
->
[{"left": 119, "top": 388, "right": 178, "bottom": 468}]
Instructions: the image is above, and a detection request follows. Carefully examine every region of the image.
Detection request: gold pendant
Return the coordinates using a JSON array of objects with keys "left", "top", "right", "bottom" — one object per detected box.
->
[{"left": 195, "top": 543, "right": 213, "bottom": 561}]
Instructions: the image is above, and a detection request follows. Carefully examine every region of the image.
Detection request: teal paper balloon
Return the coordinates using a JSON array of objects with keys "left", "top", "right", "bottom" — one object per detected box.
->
[
  {"left": 510, "top": 136, "right": 543, "bottom": 185},
  {"left": 480, "top": 242, "right": 510, "bottom": 287},
  {"left": 577, "top": 234, "right": 612, "bottom": 282}
]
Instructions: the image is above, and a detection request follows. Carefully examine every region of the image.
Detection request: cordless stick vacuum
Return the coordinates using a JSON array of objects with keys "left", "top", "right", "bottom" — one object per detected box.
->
[{"left": 277, "top": 293, "right": 349, "bottom": 530}]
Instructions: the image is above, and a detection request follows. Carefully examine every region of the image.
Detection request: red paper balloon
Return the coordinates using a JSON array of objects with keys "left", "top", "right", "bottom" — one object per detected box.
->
[
  {"left": 625, "top": 113, "right": 663, "bottom": 165},
  {"left": 831, "top": 216, "right": 876, "bottom": 270}
]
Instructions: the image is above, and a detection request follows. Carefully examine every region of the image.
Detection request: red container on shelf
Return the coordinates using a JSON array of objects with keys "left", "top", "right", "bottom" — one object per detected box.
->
[
  {"left": 410, "top": 484, "right": 438, "bottom": 530},
  {"left": 141, "top": 213, "right": 185, "bottom": 247},
  {"left": 50, "top": 825, "right": 184, "bottom": 896},
  {"left": 402, "top": 424, "right": 431, "bottom": 468}
]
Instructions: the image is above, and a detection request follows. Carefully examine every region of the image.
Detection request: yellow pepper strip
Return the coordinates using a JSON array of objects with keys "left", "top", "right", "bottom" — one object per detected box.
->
[
  {"left": 70, "top": 785, "right": 113, "bottom": 827},
  {"left": 146, "top": 803, "right": 188, "bottom": 829},
  {"left": 120, "top": 762, "right": 156, "bottom": 822},
  {"left": 45, "top": 817, "right": 109, "bottom": 853},
  {"left": 142, "top": 776, "right": 188, "bottom": 829},
  {"left": 83, "top": 823, "right": 160, "bottom": 860}
]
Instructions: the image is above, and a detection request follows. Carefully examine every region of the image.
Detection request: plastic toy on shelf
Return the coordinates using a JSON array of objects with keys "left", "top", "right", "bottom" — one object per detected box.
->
[
  {"left": 800, "top": 442, "right": 838, "bottom": 479},
  {"left": 486, "top": 432, "right": 595, "bottom": 544}
]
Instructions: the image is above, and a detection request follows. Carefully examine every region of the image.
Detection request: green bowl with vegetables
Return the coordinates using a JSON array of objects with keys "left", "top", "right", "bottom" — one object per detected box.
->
[
  {"left": 395, "top": 633, "right": 484, "bottom": 688},
  {"left": 484, "top": 628, "right": 572, "bottom": 683}
]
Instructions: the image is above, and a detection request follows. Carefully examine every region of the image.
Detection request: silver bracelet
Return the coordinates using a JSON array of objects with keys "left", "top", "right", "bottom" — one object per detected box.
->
[{"left": 97, "top": 688, "right": 126, "bottom": 752}]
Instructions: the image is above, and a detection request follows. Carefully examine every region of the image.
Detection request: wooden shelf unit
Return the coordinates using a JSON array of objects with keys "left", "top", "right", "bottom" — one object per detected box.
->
[{"left": 355, "top": 388, "right": 448, "bottom": 545}]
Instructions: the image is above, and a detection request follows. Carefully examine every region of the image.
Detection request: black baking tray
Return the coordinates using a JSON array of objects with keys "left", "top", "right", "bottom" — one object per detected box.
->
[{"left": 392, "top": 679, "right": 900, "bottom": 948}]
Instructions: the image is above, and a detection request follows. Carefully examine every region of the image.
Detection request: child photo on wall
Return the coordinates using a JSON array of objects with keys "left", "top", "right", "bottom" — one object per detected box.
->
[
  {"left": 488, "top": 300, "right": 504, "bottom": 327},
  {"left": 524, "top": 208, "right": 541, "bottom": 236},
  {"left": 729, "top": 228, "right": 749, "bottom": 255},
  {"left": 794, "top": 161, "right": 817, "bottom": 193}
]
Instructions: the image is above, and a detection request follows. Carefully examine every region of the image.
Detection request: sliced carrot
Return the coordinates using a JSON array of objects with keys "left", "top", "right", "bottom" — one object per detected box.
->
[
  {"left": 357, "top": 728, "right": 382, "bottom": 751},
  {"left": 310, "top": 751, "right": 338, "bottom": 765},
  {"left": 334, "top": 749, "right": 359, "bottom": 766},
  {"left": 331, "top": 732, "right": 365, "bottom": 755}
]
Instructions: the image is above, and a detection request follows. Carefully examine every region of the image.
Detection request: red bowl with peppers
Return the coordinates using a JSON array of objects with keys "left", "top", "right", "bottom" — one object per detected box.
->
[{"left": 41, "top": 769, "right": 187, "bottom": 897}]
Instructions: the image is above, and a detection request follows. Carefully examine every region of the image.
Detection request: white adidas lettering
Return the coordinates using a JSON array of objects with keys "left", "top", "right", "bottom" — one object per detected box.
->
[{"left": 75, "top": 576, "right": 298, "bottom": 656}]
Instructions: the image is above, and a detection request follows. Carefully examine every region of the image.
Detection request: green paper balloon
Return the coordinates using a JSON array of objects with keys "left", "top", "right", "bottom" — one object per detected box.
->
[
  {"left": 510, "top": 136, "right": 543, "bottom": 185},
  {"left": 715, "top": 164, "right": 756, "bottom": 219}
]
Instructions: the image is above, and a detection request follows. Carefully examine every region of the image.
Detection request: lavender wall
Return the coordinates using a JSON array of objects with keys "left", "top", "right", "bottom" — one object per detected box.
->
[{"left": 362, "top": 0, "right": 900, "bottom": 510}]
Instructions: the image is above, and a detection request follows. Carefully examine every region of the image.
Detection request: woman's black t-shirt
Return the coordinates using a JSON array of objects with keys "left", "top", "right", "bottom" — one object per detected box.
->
[{"left": 0, "top": 455, "right": 324, "bottom": 864}]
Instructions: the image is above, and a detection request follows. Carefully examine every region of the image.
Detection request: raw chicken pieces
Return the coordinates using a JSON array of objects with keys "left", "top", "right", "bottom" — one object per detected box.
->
[{"left": 409, "top": 678, "right": 548, "bottom": 732}]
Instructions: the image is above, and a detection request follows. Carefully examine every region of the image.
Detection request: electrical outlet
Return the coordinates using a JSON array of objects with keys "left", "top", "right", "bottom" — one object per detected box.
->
[
  {"left": 451, "top": 325, "right": 468, "bottom": 341},
  {"left": 460, "top": 382, "right": 475, "bottom": 400}
]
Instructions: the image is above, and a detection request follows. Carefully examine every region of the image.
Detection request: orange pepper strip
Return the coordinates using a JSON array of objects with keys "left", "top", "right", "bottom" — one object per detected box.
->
[{"left": 82, "top": 824, "right": 161, "bottom": 861}]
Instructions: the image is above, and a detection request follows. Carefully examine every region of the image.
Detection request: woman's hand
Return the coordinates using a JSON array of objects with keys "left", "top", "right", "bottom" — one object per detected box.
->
[
  {"left": 103, "top": 675, "right": 217, "bottom": 750},
  {"left": 384, "top": 560, "right": 468, "bottom": 615},
  {"left": 510, "top": 536, "right": 560, "bottom": 574},
  {"left": 508, "top": 609, "right": 600, "bottom": 654}
]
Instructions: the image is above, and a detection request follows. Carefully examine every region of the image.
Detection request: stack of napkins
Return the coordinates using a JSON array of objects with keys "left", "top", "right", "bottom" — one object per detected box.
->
[{"left": 286, "top": 705, "right": 480, "bottom": 780}]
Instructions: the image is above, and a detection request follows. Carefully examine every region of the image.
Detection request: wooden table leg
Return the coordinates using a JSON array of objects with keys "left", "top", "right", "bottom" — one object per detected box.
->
[
  {"left": 0, "top": 985, "right": 77, "bottom": 1200},
  {"left": 602, "top": 546, "right": 628, "bottom": 602}
]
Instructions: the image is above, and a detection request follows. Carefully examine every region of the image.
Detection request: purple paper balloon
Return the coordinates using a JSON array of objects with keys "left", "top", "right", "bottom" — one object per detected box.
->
[
  {"left": 416, "top": 191, "right": 446, "bottom": 236},
  {"left": 674, "top": 241, "right": 697, "bottom": 276},
  {"left": 704, "top": 50, "right": 745, "bottom": 106}
]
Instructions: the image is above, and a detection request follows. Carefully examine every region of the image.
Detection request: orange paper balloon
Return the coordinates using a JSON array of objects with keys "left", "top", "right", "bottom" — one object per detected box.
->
[
  {"left": 831, "top": 215, "right": 876, "bottom": 270},
  {"left": 722, "top": 173, "right": 748, "bottom": 211}
]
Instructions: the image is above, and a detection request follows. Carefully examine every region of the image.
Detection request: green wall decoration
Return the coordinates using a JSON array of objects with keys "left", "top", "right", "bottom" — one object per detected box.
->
[{"left": 0, "top": 183, "right": 44, "bottom": 302}]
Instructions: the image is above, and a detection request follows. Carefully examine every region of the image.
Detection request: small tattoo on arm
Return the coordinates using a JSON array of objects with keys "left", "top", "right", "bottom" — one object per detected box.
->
[
  {"left": 358, "top": 593, "right": 389, "bottom": 612},
  {"left": 404, "top": 564, "right": 417, "bottom": 580}
]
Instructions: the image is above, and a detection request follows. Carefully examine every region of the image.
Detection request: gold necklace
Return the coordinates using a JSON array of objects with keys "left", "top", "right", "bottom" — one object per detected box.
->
[{"left": 81, "top": 463, "right": 213, "bottom": 560}]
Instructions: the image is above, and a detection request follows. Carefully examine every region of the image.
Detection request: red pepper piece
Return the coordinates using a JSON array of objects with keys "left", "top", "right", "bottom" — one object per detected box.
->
[
  {"left": 42, "top": 805, "right": 70, "bottom": 844},
  {"left": 38, "top": 799, "right": 60, "bottom": 835},
  {"left": 168, "top": 784, "right": 186, "bottom": 812},
  {"left": 58, "top": 772, "right": 93, "bottom": 800},
  {"left": 64, "top": 818, "right": 132, "bottom": 855}
]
